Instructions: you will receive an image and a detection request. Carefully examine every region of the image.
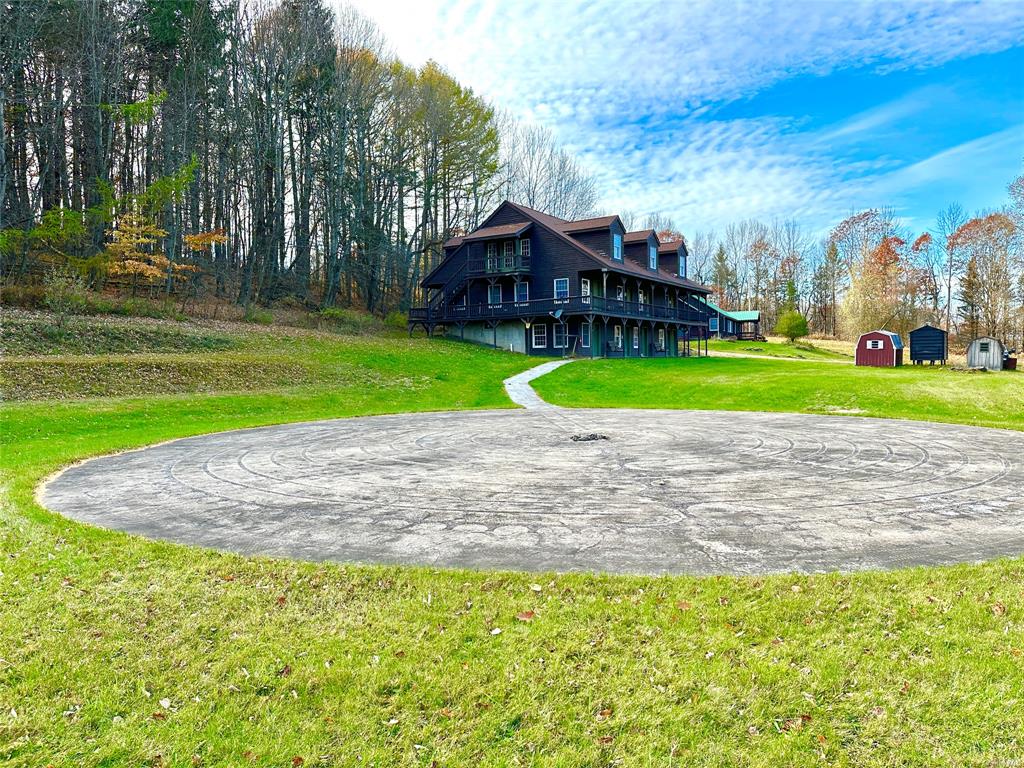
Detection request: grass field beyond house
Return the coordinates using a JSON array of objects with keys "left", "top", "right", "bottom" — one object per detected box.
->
[
  {"left": 706, "top": 337, "right": 852, "bottom": 361},
  {"left": 534, "top": 355, "right": 1024, "bottom": 432},
  {"left": 2, "top": 317, "right": 1023, "bottom": 767}
]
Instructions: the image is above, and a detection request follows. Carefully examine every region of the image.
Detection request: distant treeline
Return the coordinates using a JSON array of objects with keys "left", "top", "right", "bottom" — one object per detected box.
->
[{"left": 1, "top": 0, "right": 597, "bottom": 314}]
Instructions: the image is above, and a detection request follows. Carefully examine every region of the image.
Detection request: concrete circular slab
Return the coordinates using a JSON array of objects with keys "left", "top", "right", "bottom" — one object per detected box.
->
[{"left": 41, "top": 409, "right": 1024, "bottom": 575}]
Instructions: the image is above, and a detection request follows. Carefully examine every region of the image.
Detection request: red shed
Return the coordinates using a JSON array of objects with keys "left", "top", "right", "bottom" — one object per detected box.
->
[{"left": 855, "top": 330, "right": 904, "bottom": 367}]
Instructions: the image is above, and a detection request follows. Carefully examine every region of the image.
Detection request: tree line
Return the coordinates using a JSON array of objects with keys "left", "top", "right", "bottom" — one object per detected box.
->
[
  {"left": 1, "top": 0, "right": 596, "bottom": 315},
  {"left": 632, "top": 176, "right": 1024, "bottom": 348}
]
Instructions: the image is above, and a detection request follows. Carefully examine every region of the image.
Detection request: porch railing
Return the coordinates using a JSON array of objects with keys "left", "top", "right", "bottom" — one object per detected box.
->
[{"left": 412, "top": 294, "right": 707, "bottom": 324}]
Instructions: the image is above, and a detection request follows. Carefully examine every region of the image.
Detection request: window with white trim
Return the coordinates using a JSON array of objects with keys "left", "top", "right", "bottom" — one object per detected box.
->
[
  {"left": 488, "top": 284, "right": 502, "bottom": 304},
  {"left": 519, "top": 237, "right": 530, "bottom": 261},
  {"left": 486, "top": 242, "right": 497, "bottom": 271},
  {"left": 515, "top": 281, "right": 529, "bottom": 302},
  {"left": 553, "top": 277, "right": 569, "bottom": 299},
  {"left": 679, "top": 254, "right": 687, "bottom": 278},
  {"left": 532, "top": 324, "right": 547, "bottom": 348},
  {"left": 581, "top": 322, "right": 591, "bottom": 348},
  {"left": 638, "top": 289, "right": 646, "bottom": 305},
  {"left": 649, "top": 244, "right": 658, "bottom": 270},
  {"left": 657, "top": 328, "right": 665, "bottom": 349},
  {"left": 867, "top": 339, "right": 882, "bottom": 350},
  {"left": 979, "top": 341, "right": 990, "bottom": 353},
  {"left": 503, "top": 240, "right": 515, "bottom": 269},
  {"left": 612, "top": 232, "right": 623, "bottom": 261},
  {"left": 632, "top": 326, "right": 640, "bottom": 349},
  {"left": 709, "top": 316, "right": 719, "bottom": 332},
  {"left": 613, "top": 324, "right": 623, "bottom": 349},
  {"left": 616, "top": 285, "right": 624, "bottom": 301},
  {"left": 581, "top": 278, "right": 591, "bottom": 296},
  {"left": 553, "top": 324, "right": 567, "bottom": 349}
]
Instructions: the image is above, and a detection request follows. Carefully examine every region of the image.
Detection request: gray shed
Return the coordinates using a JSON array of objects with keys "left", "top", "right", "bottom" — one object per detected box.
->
[{"left": 966, "top": 336, "right": 1005, "bottom": 370}]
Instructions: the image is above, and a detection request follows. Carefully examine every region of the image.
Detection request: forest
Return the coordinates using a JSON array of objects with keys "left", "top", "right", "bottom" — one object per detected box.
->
[{"left": 2, "top": 0, "right": 1022, "bottom": 348}]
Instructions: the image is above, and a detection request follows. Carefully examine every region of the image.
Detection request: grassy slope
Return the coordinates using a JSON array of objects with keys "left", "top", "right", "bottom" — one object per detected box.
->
[
  {"left": 533, "top": 356, "right": 1024, "bottom": 432},
  {"left": 706, "top": 338, "right": 851, "bottom": 361},
  {"left": 2, "top": 323, "right": 1023, "bottom": 767}
]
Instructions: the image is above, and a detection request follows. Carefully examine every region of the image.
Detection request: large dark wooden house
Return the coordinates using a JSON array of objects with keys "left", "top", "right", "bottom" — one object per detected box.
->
[{"left": 408, "top": 201, "right": 712, "bottom": 356}]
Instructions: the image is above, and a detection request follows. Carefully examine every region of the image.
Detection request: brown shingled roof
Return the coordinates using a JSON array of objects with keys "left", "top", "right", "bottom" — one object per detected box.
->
[
  {"left": 500, "top": 201, "right": 710, "bottom": 294},
  {"left": 657, "top": 239, "right": 684, "bottom": 253},
  {"left": 624, "top": 229, "right": 657, "bottom": 243},
  {"left": 442, "top": 236, "right": 465, "bottom": 249},
  {"left": 462, "top": 221, "right": 531, "bottom": 241},
  {"left": 558, "top": 215, "right": 619, "bottom": 233}
]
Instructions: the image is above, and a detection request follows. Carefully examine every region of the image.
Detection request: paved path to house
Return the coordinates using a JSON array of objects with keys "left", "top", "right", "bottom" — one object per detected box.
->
[{"left": 43, "top": 357, "right": 1024, "bottom": 575}]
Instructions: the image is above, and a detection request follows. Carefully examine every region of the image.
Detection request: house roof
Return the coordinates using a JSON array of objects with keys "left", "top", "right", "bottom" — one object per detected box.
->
[
  {"left": 442, "top": 236, "right": 464, "bottom": 249},
  {"left": 462, "top": 221, "right": 531, "bottom": 241},
  {"left": 624, "top": 229, "right": 656, "bottom": 243},
  {"left": 697, "top": 296, "right": 760, "bottom": 323},
  {"left": 501, "top": 202, "right": 710, "bottom": 293},
  {"left": 859, "top": 330, "right": 903, "bottom": 349},
  {"left": 558, "top": 215, "right": 620, "bottom": 233},
  {"left": 658, "top": 240, "right": 684, "bottom": 254}
]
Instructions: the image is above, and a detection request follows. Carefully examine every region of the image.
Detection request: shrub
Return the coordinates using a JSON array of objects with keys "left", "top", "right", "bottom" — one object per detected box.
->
[
  {"left": 384, "top": 310, "right": 407, "bottom": 329},
  {"left": 0, "top": 283, "right": 47, "bottom": 309},
  {"left": 244, "top": 306, "right": 274, "bottom": 325},
  {"left": 774, "top": 310, "right": 809, "bottom": 343},
  {"left": 317, "top": 307, "right": 379, "bottom": 334},
  {"left": 43, "top": 269, "right": 88, "bottom": 328}
]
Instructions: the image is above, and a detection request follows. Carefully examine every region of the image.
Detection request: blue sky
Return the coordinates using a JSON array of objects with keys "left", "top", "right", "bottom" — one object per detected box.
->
[{"left": 345, "top": 0, "right": 1024, "bottom": 235}]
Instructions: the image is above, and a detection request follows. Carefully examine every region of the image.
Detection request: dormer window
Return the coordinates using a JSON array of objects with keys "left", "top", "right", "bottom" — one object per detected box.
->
[
  {"left": 648, "top": 244, "right": 658, "bottom": 270},
  {"left": 679, "top": 254, "right": 687, "bottom": 278},
  {"left": 612, "top": 233, "right": 623, "bottom": 261}
]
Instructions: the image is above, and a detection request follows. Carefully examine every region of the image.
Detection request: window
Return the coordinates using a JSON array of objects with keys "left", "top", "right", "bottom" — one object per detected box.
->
[
  {"left": 486, "top": 242, "right": 497, "bottom": 271},
  {"left": 709, "top": 317, "right": 719, "bottom": 332},
  {"left": 503, "top": 241, "right": 515, "bottom": 269},
  {"left": 616, "top": 285, "right": 625, "bottom": 301},
  {"left": 519, "top": 238, "right": 530, "bottom": 261},
  {"left": 632, "top": 327, "right": 640, "bottom": 349},
  {"left": 515, "top": 281, "right": 529, "bottom": 302},
  {"left": 554, "top": 277, "right": 569, "bottom": 299},
  {"left": 488, "top": 284, "right": 502, "bottom": 305},
  {"left": 532, "top": 324, "right": 547, "bottom": 348},
  {"left": 657, "top": 328, "right": 665, "bottom": 349},
  {"left": 867, "top": 339, "right": 882, "bottom": 350},
  {"left": 553, "top": 323, "right": 567, "bottom": 349},
  {"left": 581, "top": 322, "right": 591, "bottom": 348},
  {"left": 979, "top": 341, "right": 990, "bottom": 353},
  {"left": 679, "top": 255, "right": 687, "bottom": 278},
  {"left": 613, "top": 324, "right": 623, "bottom": 349},
  {"left": 581, "top": 278, "right": 591, "bottom": 296},
  {"left": 612, "top": 232, "right": 623, "bottom": 261},
  {"left": 638, "top": 289, "right": 646, "bottom": 305},
  {"left": 649, "top": 244, "right": 658, "bottom": 270}
]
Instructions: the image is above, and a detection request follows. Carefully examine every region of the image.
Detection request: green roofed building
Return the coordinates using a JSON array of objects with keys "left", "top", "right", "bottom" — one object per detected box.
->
[{"left": 697, "top": 297, "right": 763, "bottom": 340}]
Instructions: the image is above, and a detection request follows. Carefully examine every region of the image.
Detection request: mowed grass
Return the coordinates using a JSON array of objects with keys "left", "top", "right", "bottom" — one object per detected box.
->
[
  {"left": 2, "top": 323, "right": 1023, "bottom": 766},
  {"left": 706, "top": 338, "right": 852, "bottom": 361},
  {"left": 534, "top": 356, "right": 1024, "bottom": 432}
]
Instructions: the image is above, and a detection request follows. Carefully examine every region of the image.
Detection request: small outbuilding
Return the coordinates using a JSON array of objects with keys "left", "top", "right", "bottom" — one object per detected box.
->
[
  {"left": 855, "top": 330, "right": 904, "bottom": 367},
  {"left": 909, "top": 323, "right": 948, "bottom": 365},
  {"left": 966, "top": 336, "right": 1005, "bottom": 371}
]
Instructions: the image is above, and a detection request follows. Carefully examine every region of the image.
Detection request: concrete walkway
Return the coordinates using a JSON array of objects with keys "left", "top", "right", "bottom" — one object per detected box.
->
[{"left": 503, "top": 359, "right": 576, "bottom": 408}]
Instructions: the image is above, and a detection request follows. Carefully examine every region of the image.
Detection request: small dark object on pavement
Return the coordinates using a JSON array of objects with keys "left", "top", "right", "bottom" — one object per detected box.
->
[{"left": 571, "top": 433, "right": 609, "bottom": 442}]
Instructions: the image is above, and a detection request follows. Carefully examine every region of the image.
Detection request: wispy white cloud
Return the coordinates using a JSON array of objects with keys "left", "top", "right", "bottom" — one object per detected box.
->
[{"left": 340, "top": 0, "right": 1024, "bottom": 231}]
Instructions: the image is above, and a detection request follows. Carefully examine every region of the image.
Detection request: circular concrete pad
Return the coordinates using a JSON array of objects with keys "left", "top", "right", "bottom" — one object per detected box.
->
[{"left": 42, "top": 409, "right": 1024, "bottom": 575}]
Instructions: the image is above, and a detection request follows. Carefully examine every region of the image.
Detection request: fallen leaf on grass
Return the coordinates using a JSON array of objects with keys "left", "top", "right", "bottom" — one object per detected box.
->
[
  {"left": 277, "top": 665, "right": 292, "bottom": 677},
  {"left": 490, "top": 627, "right": 502, "bottom": 635},
  {"left": 151, "top": 711, "right": 166, "bottom": 721},
  {"left": 292, "top": 757, "right": 304, "bottom": 767},
  {"left": 276, "top": 595, "right": 287, "bottom": 607},
  {"left": 595, "top": 708, "right": 612, "bottom": 721},
  {"left": 992, "top": 602, "right": 1007, "bottom": 616},
  {"left": 516, "top": 611, "right": 535, "bottom": 622},
  {"left": 529, "top": 584, "right": 542, "bottom": 593},
  {"left": 439, "top": 707, "right": 453, "bottom": 718},
  {"left": 781, "top": 714, "right": 812, "bottom": 731},
  {"left": 597, "top": 735, "right": 614, "bottom": 745},
  {"left": 675, "top": 600, "right": 691, "bottom": 611}
]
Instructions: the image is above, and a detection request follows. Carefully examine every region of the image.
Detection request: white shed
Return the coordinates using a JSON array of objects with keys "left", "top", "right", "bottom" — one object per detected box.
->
[{"left": 966, "top": 336, "right": 1005, "bottom": 370}]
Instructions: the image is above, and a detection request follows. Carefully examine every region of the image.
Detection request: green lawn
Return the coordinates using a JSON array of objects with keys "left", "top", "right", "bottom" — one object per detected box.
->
[
  {"left": 534, "top": 356, "right": 1024, "bottom": 432},
  {"left": 706, "top": 338, "right": 851, "bottom": 361},
  {"left": 2, "top": 322, "right": 1023, "bottom": 767}
]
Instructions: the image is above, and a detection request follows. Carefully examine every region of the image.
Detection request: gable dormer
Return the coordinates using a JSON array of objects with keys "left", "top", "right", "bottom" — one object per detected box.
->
[
  {"left": 559, "top": 216, "right": 624, "bottom": 261},
  {"left": 658, "top": 239, "right": 688, "bottom": 279},
  {"left": 624, "top": 230, "right": 660, "bottom": 272}
]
